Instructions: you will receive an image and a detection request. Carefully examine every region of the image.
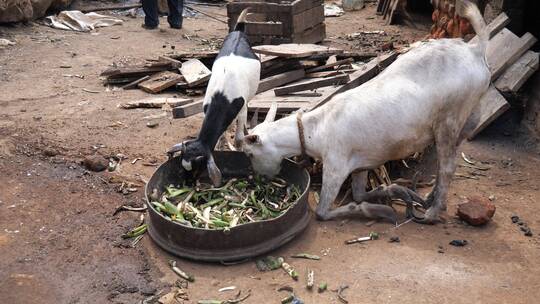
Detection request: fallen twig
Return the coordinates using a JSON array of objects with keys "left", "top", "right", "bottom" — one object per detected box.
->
[
  {"left": 337, "top": 285, "right": 349, "bottom": 304},
  {"left": 169, "top": 260, "right": 195, "bottom": 282},
  {"left": 291, "top": 253, "right": 320, "bottom": 260}
]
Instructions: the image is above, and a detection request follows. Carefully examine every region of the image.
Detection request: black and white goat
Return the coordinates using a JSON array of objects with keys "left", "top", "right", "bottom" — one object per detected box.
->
[
  {"left": 168, "top": 9, "right": 261, "bottom": 186},
  {"left": 242, "top": 1, "right": 490, "bottom": 224}
]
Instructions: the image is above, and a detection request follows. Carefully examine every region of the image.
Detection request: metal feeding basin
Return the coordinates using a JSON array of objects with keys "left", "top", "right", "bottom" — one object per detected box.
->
[{"left": 145, "top": 151, "right": 311, "bottom": 262}]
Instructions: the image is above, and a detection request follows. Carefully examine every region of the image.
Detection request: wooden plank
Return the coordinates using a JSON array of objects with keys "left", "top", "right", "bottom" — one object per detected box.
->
[
  {"left": 180, "top": 59, "right": 212, "bottom": 87},
  {"left": 158, "top": 56, "right": 182, "bottom": 69},
  {"left": 469, "top": 13, "right": 509, "bottom": 42},
  {"left": 257, "top": 69, "right": 306, "bottom": 93},
  {"left": 467, "top": 85, "right": 510, "bottom": 139},
  {"left": 486, "top": 29, "right": 537, "bottom": 80},
  {"left": 305, "top": 52, "right": 398, "bottom": 111},
  {"left": 100, "top": 65, "right": 170, "bottom": 78},
  {"left": 292, "top": 5, "right": 325, "bottom": 34},
  {"left": 138, "top": 71, "right": 184, "bottom": 94},
  {"left": 250, "top": 83, "right": 336, "bottom": 110},
  {"left": 495, "top": 51, "right": 539, "bottom": 92},
  {"left": 306, "top": 58, "right": 354, "bottom": 73},
  {"left": 120, "top": 97, "right": 194, "bottom": 109},
  {"left": 291, "top": 0, "right": 323, "bottom": 14},
  {"left": 253, "top": 43, "right": 341, "bottom": 58},
  {"left": 245, "top": 21, "right": 283, "bottom": 36},
  {"left": 305, "top": 69, "right": 355, "bottom": 78},
  {"left": 274, "top": 74, "right": 350, "bottom": 96},
  {"left": 166, "top": 51, "right": 219, "bottom": 60},
  {"left": 172, "top": 100, "right": 204, "bottom": 118},
  {"left": 291, "top": 22, "right": 326, "bottom": 44},
  {"left": 121, "top": 76, "right": 150, "bottom": 90},
  {"left": 227, "top": 1, "right": 291, "bottom": 14}
]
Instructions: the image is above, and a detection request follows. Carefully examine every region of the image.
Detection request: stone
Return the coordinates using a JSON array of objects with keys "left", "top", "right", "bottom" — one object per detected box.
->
[
  {"left": 83, "top": 155, "right": 108, "bottom": 172},
  {"left": 456, "top": 197, "right": 496, "bottom": 226}
]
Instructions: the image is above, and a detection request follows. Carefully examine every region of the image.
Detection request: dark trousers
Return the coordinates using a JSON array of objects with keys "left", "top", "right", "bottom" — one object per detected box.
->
[{"left": 142, "top": 0, "right": 184, "bottom": 28}]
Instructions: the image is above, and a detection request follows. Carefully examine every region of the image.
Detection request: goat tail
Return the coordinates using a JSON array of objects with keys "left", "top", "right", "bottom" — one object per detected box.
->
[
  {"left": 233, "top": 8, "right": 250, "bottom": 32},
  {"left": 458, "top": 0, "right": 488, "bottom": 55}
]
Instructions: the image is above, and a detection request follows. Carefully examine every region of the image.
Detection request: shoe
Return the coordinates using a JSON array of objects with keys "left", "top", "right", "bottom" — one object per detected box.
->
[
  {"left": 141, "top": 23, "right": 158, "bottom": 30},
  {"left": 169, "top": 24, "right": 182, "bottom": 29}
]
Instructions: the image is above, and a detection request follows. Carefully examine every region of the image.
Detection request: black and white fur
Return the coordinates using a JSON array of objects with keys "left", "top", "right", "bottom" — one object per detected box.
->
[{"left": 168, "top": 9, "right": 261, "bottom": 186}]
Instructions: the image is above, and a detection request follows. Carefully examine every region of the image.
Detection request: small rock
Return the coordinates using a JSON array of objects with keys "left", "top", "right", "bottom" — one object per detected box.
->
[
  {"left": 511, "top": 215, "right": 520, "bottom": 223},
  {"left": 517, "top": 221, "right": 524, "bottom": 226},
  {"left": 42, "top": 148, "right": 59, "bottom": 157},
  {"left": 146, "top": 121, "right": 159, "bottom": 128},
  {"left": 83, "top": 155, "right": 108, "bottom": 172},
  {"left": 456, "top": 197, "right": 496, "bottom": 226},
  {"left": 389, "top": 236, "right": 400, "bottom": 243},
  {"left": 449, "top": 240, "right": 468, "bottom": 247}
]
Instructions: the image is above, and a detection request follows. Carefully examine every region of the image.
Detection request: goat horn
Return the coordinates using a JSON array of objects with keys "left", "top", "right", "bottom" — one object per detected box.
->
[
  {"left": 264, "top": 101, "right": 278, "bottom": 123},
  {"left": 250, "top": 108, "right": 259, "bottom": 128}
]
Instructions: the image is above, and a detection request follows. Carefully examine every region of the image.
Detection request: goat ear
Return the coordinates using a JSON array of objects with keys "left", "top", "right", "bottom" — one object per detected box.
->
[
  {"left": 207, "top": 154, "right": 222, "bottom": 187},
  {"left": 243, "top": 134, "right": 261, "bottom": 145},
  {"left": 264, "top": 101, "right": 278, "bottom": 123}
]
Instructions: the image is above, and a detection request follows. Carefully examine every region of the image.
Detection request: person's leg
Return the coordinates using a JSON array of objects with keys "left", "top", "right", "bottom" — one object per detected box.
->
[
  {"left": 142, "top": 0, "right": 159, "bottom": 28},
  {"left": 167, "top": 0, "right": 184, "bottom": 28}
]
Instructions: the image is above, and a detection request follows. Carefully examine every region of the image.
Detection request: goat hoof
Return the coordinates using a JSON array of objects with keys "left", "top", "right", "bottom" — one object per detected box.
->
[{"left": 315, "top": 211, "right": 330, "bottom": 221}]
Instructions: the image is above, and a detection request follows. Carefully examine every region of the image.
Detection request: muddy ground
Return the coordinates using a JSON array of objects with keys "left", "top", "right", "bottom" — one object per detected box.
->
[{"left": 1, "top": 2, "right": 540, "bottom": 304}]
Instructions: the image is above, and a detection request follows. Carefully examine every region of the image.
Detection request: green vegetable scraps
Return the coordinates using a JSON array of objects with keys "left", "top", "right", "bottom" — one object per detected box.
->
[{"left": 149, "top": 176, "right": 302, "bottom": 230}]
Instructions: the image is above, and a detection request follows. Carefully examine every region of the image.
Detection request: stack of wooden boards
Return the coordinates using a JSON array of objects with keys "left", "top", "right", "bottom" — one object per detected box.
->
[
  {"left": 375, "top": 0, "right": 405, "bottom": 25},
  {"left": 226, "top": 0, "right": 326, "bottom": 45},
  {"left": 248, "top": 43, "right": 398, "bottom": 114},
  {"left": 465, "top": 13, "right": 538, "bottom": 138}
]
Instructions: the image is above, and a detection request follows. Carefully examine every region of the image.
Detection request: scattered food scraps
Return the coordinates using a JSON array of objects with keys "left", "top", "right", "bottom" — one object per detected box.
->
[
  {"left": 255, "top": 256, "right": 282, "bottom": 272},
  {"left": 306, "top": 269, "right": 314, "bottom": 290},
  {"left": 318, "top": 282, "right": 328, "bottom": 293},
  {"left": 169, "top": 260, "right": 195, "bottom": 282},
  {"left": 150, "top": 176, "right": 301, "bottom": 229},
  {"left": 121, "top": 223, "right": 147, "bottom": 239},
  {"left": 279, "top": 258, "right": 299, "bottom": 281},
  {"left": 291, "top": 253, "right": 320, "bottom": 260}
]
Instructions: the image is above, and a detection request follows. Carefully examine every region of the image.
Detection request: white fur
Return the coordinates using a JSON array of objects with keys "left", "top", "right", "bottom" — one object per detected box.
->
[
  {"left": 244, "top": 2, "right": 489, "bottom": 222},
  {"left": 204, "top": 54, "right": 261, "bottom": 147}
]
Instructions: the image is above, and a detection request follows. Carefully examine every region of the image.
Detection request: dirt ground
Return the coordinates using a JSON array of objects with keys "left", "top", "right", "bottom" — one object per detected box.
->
[{"left": 1, "top": 2, "right": 540, "bottom": 304}]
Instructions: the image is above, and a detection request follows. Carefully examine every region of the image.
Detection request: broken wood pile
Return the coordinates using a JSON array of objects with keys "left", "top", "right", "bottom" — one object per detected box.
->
[
  {"left": 463, "top": 13, "right": 538, "bottom": 138},
  {"left": 227, "top": 0, "right": 326, "bottom": 45},
  {"left": 248, "top": 43, "right": 398, "bottom": 116},
  {"left": 100, "top": 53, "right": 216, "bottom": 117},
  {"left": 376, "top": 0, "right": 406, "bottom": 25}
]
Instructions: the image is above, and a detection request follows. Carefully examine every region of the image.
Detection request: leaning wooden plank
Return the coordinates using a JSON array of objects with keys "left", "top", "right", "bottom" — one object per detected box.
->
[
  {"left": 486, "top": 29, "right": 537, "bottom": 80},
  {"left": 305, "top": 52, "right": 398, "bottom": 111},
  {"left": 306, "top": 69, "right": 356, "bottom": 78},
  {"left": 467, "top": 85, "right": 510, "bottom": 139},
  {"left": 495, "top": 51, "right": 539, "bottom": 92},
  {"left": 250, "top": 85, "right": 337, "bottom": 111},
  {"left": 257, "top": 69, "right": 306, "bottom": 93},
  {"left": 120, "top": 97, "right": 194, "bottom": 109},
  {"left": 158, "top": 56, "right": 182, "bottom": 69},
  {"left": 138, "top": 71, "right": 185, "bottom": 94},
  {"left": 274, "top": 74, "right": 350, "bottom": 96},
  {"left": 180, "top": 59, "right": 212, "bottom": 87},
  {"left": 253, "top": 44, "right": 343, "bottom": 58},
  {"left": 172, "top": 100, "right": 204, "bottom": 118},
  {"left": 100, "top": 65, "right": 170, "bottom": 78},
  {"left": 306, "top": 58, "right": 354, "bottom": 73},
  {"left": 121, "top": 76, "right": 150, "bottom": 90}
]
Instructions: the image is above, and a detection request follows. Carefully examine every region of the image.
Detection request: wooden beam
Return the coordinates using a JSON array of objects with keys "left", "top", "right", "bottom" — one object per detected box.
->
[
  {"left": 274, "top": 74, "right": 350, "bottom": 96},
  {"left": 253, "top": 43, "right": 343, "bottom": 58},
  {"left": 467, "top": 85, "right": 510, "bottom": 139},
  {"left": 306, "top": 58, "right": 354, "bottom": 73},
  {"left": 486, "top": 29, "right": 537, "bottom": 80},
  {"left": 172, "top": 100, "right": 204, "bottom": 118},
  {"left": 306, "top": 69, "right": 356, "bottom": 78},
  {"left": 120, "top": 97, "right": 193, "bottom": 109},
  {"left": 180, "top": 59, "right": 212, "bottom": 87},
  {"left": 138, "top": 71, "right": 184, "bottom": 94},
  {"left": 257, "top": 69, "right": 306, "bottom": 93},
  {"left": 495, "top": 51, "right": 539, "bottom": 92},
  {"left": 245, "top": 21, "right": 283, "bottom": 36},
  {"left": 304, "top": 52, "right": 398, "bottom": 111},
  {"left": 121, "top": 75, "right": 150, "bottom": 90},
  {"left": 158, "top": 56, "right": 182, "bottom": 69}
]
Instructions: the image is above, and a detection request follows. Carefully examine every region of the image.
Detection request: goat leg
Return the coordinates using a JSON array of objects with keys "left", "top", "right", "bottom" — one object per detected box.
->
[
  {"left": 325, "top": 201, "right": 397, "bottom": 223},
  {"left": 354, "top": 184, "right": 427, "bottom": 218}
]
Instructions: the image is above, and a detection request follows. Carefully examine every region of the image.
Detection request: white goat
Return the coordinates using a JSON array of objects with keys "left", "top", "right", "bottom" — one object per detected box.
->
[{"left": 243, "top": 1, "right": 490, "bottom": 223}]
